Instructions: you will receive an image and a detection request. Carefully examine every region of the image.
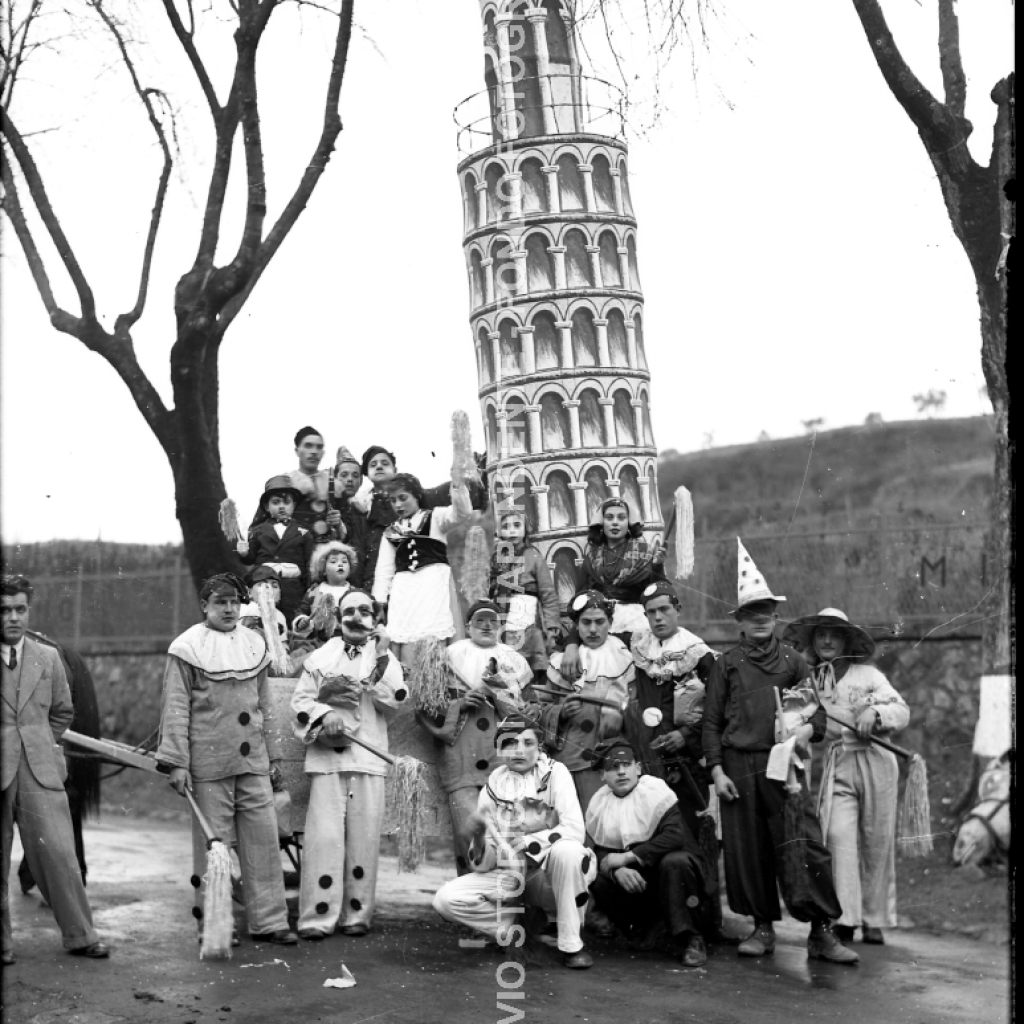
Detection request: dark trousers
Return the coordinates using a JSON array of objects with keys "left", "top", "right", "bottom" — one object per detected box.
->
[
  {"left": 591, "top": 850, "right": 708, "bottom": 939},
  {"left": 720, "top": 748, "right": 842, "bottom": 924}
]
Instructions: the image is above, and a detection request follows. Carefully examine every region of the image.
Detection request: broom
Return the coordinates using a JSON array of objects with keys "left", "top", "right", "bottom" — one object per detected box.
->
[
  {"left": 219, "top": 498, "right": 243, "bottom": 543},
  {"left": 811, "top": 691, "right": 933, "bottom": 858},
  {"left": 669, "top": 486, "right": 695, "bottom": 580},
  {"left": 253, "top": 581, "right": 292, "bottom": 676},
  {"left": 183, "top": 787, "right": 234, "bottom": 961},
  {"left": 461, "top": 525, "right": 491, "bottom": 605},
  {"left": 407, "top": 636, "right": 452, "bottom": 718}
]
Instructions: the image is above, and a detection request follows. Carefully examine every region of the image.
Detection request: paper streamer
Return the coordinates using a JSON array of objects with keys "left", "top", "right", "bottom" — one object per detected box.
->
[{"left": 673, "top": 487, "right": 695, "bottom": 580}]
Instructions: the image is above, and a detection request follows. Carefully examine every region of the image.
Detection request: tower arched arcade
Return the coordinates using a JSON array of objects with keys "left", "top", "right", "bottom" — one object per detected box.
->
[{"left": 455, "top": 1, "right": 662, "bottom": 606}]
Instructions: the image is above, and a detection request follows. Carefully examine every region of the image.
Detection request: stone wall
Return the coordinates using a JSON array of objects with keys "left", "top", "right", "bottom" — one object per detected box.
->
[{"left": 86, "top": 654, "right": 166, "bottom": 747}]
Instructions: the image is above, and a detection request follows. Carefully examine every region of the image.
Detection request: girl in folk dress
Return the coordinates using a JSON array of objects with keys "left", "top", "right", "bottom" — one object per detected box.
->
[
  {"left": 371, "top": 473, "right": 472, "bottom": 656},
  {"left": 783, "top": 608, "right": 910, "bottom": 945}
]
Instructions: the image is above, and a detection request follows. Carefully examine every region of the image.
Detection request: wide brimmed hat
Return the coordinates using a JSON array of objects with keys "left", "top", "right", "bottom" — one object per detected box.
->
[
  {"left": 260, "top": 474, "right": 303, "bottom": 507},
  {"left": 782, "top": 608, "right": 876, "bottom": 662},
  {"left": 732, "top": 537, "right": 785, "bottom": 614}
]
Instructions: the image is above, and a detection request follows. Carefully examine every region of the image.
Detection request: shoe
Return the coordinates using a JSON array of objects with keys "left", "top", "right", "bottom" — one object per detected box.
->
[
  {"left": 249, "top": 930, "right": 298, "bottom": 946},
  {"left": 807, "top": 923, "right": 859, "bottom": 964},
  {"left": 563, "top": 948, "right": 594, "bottom": 969},
  {"left": 339, "top": 923, "right": 369, "bottom": 937},
  {"left": 298, "top": 928, "right": 329, "bottom": 941},
  {"left": 737, "top": 926, "right": 775, "bottom": 957},
  {"left": 1, "top": 951, "right": 15, "bottom": 966},
  {"left": 861, "top": 926, "right": 885, "bottom": 945},
  {"left": 68, "top": 942, "right": 110, "bottom": 958},
  {"left": 833, "top": 924, "right": 855, "bottom": 943},
  {"left": 679, "top": 935, "right": 707, "bottom": 968}
]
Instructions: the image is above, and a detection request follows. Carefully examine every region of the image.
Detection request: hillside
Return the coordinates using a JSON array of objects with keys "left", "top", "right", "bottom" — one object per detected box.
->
[{"left": 657, "top": 415, "right": 994, "bottom": 535}]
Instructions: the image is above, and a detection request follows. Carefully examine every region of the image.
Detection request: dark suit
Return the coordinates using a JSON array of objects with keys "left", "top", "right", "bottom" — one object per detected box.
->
[
  {"left": 2, "top": 637, "right": 99, "bottom": 954},
  {"left": 240, "top": 520, "right": 316, "bottom": 623}
]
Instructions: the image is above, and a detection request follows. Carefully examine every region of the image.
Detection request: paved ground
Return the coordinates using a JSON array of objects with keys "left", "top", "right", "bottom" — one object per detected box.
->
[{"left": 2, "top": 819, "right": 1011, "bottom": 1024}]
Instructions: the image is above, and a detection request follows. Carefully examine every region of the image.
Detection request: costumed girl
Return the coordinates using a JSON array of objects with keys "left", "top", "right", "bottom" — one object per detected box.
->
[
  {"left": 292, "top": 541, "right": 357, "bottom": 647},
  {"left": 783, "top": 607, "right": 909, "bottom": 946},
  {"left": 488, "top": 510, "right": 562, "bottom": 683}
]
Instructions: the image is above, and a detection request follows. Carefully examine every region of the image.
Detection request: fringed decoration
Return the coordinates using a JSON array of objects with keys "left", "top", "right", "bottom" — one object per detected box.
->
[
  {"left": 898, "top": 754, "right": 933, "bottom": 858},
  {"left": 408, "top": 636, "right": 452, "bottom": 718},
  {"left": 697, "top": 810, "right": 724, "bottom": 935},
  {"left": 254, "top": 582, "right": 292, "bottom": 676},
  {"left": 673, "top": 486, "right": 695, "bottom": 580},
  {"left": 199, "top": 840, "right": 234, "bottom": 961},
  {"left": 219, "top": 498, "right": 242, "bottom": 543},
  {"left": 450, "top": 410, "right": 482, "bottom": 488},
  {"left": 392, "top": 755, "right": 428, "bottom": 872},
  {"left": 310, "top": 590, "right": 336, "bottom": 636},
  {"left": 461, "top": 525, "right": 490, "bottom": 605}
]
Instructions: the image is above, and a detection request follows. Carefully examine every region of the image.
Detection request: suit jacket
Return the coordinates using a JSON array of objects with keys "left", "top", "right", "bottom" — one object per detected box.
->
[
  {"left": 241, "top": 519, "right": 316, "bottom": 584},
  {"left": 1, "top": 636, "right": 73, "bottom": 791}
]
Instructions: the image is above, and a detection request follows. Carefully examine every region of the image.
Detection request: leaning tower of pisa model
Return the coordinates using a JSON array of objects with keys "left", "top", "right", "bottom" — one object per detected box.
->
[{"left": 455, "top": 0, "right": 662, "bottom": 606}]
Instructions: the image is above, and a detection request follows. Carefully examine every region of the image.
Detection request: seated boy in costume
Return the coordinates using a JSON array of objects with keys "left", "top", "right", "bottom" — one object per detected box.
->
[
  {"left": 586, "top": 738, "right": 710, "bottom": 967},
  {"left": 157, "top": 573, "right": 296, "bottom": 948},
  {"left": 416, "top": 600, "right": 534, "bottom": 874},
  {"left": 239, "top": 566, "right": 288, "bottom": 640},
  {"left": 539, "top": 591, "right": 635, "bottom": 815},
  {"left": 432, "top": 714, "right": 598, "bottom": 970},
  {"left": 292, "top": 540, "right": 357, "bottom": 647},
  {"left": 237, "top": 475, "right": 316, "bottom": 625},
  {"left": 290, "top": 589, "right": 407, "bottom": 939},
  {"left": 702, "top": 540, "right": 857, "bottom": 964}
]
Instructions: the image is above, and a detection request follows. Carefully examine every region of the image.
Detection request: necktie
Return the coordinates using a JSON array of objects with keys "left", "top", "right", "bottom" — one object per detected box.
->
[
  {"left": 344, "top": 642, "right": 363, "bottom": 659},
  {"left": 8, "top": 649, "right": 17, "bottom": 671}
]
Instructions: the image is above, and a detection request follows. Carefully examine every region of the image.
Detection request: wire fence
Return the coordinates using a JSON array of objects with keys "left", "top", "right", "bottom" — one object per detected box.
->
[{"left": 16, "top": 522, "right": 988, "bottom": 653}]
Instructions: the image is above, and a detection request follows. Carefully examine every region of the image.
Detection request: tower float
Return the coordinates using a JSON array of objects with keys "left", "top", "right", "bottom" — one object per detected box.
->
[{"left": 455, "top": 0, "right": 662, "bottom": 606}]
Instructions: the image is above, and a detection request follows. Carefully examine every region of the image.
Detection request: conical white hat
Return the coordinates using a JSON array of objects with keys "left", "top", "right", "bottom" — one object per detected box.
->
[{"left": 735, "top": 537, "right": 785, "bottom": 610}]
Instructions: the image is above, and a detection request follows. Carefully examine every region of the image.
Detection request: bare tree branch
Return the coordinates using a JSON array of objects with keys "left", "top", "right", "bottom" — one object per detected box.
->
[
  {"left": 87, "top": 0, "right": 173, "bottom": 332},
  {"left": 160, "top": 0, "right": 220, "bottom": 116},
  {"left": 937, "top": 0, "right": 968, "bottom": 123},
  {"left": 0, "top": 107, "right": 97, "bottom": 321},
  {"left": 1, "top": 0, "right": 45, "bottom": 110},
  {"left": 218, "top": 0, "right": 353, "bottom": 331}
]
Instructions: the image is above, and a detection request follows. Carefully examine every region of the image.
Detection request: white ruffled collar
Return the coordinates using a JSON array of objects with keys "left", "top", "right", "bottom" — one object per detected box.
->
[
  {"left": 168, "top": 623, "right": 270, "bottom": 682},
  {"left": 586, "top": 774, "right": 678, "bottom": 849}
]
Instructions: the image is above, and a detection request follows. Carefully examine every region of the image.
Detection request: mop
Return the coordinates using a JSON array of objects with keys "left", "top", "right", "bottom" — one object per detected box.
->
[{"left": 183, "top": 788, "right": 234, "bottom": 961}]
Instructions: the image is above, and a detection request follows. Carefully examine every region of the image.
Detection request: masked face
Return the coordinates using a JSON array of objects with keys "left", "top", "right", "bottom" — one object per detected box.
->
[
  {"left": 339, "top": 594, "right": 375, "bottom": 644},
  {"left": 468, "top": 611, "right": 500, "bottom": 648}
]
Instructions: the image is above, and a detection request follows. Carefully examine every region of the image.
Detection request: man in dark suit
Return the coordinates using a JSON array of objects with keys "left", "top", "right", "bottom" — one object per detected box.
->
[{"left": 1, "top": 575, "right": 110, "bottom": 964}]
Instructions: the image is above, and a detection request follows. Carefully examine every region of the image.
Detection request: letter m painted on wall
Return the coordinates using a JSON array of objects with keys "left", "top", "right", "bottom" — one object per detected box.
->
[{"left": 920, "top": 554, "right": 947, "bottom": 588}]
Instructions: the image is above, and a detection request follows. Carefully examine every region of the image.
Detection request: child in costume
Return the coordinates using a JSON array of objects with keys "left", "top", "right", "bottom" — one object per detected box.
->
[
  {"left": 489, "top": 511, "right": 561, "bottom": 681},
  {"left": 702, "top": 541, "right": 857, "bottom": 963},
  {"left": 157, "top": 573, "right": 296, "bottom": 947},
  {"left": 416, "top": 600, "right": 534, "bottom": 873},
  {"left": 783, "top": 607, "right": 909, "bottom": 946},
  {"left": 586, "top": 738, "right": 711, "bottom": 967},
  {"left": 238, "top": 475, "right": 316, "bottom": 625},
  {"left": 372, "top": 472, "right": 472, "bottom": 653},
  {"left": 540, "top": 591, "right": 635, "bottom": 814},
  {"left": 239, "top": 566, "right": 288, "bottom": 641},
  {"left": 292, "top": 540, "right": 357, "bottom": 647},
  {"left": 332, "top": 446, "right": 368, "bottom": 586},
  {"left": 432, "top": 714, "right": 598, "bottom": 969},
  {"left": 290, "top": 589, "right": 407, "bottom": 939}
]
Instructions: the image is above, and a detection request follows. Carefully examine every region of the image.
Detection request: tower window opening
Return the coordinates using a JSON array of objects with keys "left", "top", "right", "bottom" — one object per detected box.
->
[
  {"left": 613, "top": 389, "right": 636, "bottom": 446},
  {"left": 584, "top": 465, "right": 610, "bottom": 520},
  {"left": 525, "top": 233, "right": 555, "bottom": 292},
  {"left": 599, "top": 230, "right": 622, "bottom": 288},
  {"left": 533, "top": 312, "right": 562, "bottom": 370},
  {"left": 591, "top": 155, "right": 616, "bottom": 212},
  {"left": 571, "top": 308, "right": 598, "bottom": 367},
  {"left": 557, "top": 154, "right": 585, "bottom": 212},
  {"left": 520, "top": 158, "right": 546, "bottom": 214},
  {"left": 540, "top": 392, "right": 571, "bottom": 448},
  {"left": 564, "top": 229, "right": 592, "bottom": 288},
  {"left": 547, "top": 470, "right": 573, "bottom": 529},
  {"left": 607, "top": 309, "right": 629, "bottom": 367},
  {"left": 579, "top": 388, "right": 605, "bottom": 447}
]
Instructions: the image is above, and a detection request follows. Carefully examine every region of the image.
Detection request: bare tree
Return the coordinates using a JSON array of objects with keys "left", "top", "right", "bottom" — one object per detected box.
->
[{"left": 1, "top": 0, "right": 355, "bottom": 590}]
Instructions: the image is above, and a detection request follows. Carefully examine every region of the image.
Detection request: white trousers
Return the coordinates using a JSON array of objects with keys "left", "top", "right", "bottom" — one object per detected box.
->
[
  {"left": 433, "top": 838, "right": 597, "bottom": 954},
  {"left": 825, "top": 745, "right": 899, "bottom": 928},
  {"left": 299, "top": 772, "right": 385, "bottom": 933}
]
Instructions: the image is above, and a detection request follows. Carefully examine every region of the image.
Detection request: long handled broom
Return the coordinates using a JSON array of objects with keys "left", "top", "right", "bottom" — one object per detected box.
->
[{"left": 183, "top": 788, "right": 235, "bottom": 961}]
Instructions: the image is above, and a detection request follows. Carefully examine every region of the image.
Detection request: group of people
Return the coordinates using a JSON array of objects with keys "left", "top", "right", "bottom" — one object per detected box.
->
[{"left": 1, "top": 422, "right": 912, "bottom": 977}]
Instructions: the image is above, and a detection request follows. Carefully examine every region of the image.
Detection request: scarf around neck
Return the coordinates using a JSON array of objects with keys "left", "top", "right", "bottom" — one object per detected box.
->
[
  {"left": 631, "top": 628, "right": 715, "bottom": 683},
  {"left": 587, "top": 536, "right": 651, "bottom": 588},
  {"left": 739, "top": 632, "right": 787, "bottom": 674}
]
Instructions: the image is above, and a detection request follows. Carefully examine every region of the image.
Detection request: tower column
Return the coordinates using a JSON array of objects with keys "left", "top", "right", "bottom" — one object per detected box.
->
[
  {"left": 607, "top": 475, "right": 622, "bottom": 497},
  {"left": 482, "top": 257, "right": 495, "bottom": 304},
  {"left": 475, "top": 182, "right": 488, "bottom": 226},
  {"left": 527, "top": 10, "right": 557, "bottom": 136},
  {"left": 594, "top": 318, "right": 610, "bottom": 366},
  {"left": 488, "top": 330, "right": 502, "bottom": 384},
  {"left": 524, "top": 404, "right": 542, "bottom": 454},
  {"left": 548, "top": 246, "right": 567, "bottom": 290},
  {"left": 625, "top": 319, "right": 638, "bottom": 368},
  {"left": 555, "top": 318, "right": 573, "bottom": 368},
  {"left": 513, "top": 248, "right": 527, "bottom": 296},
  {"left": 531, "top": 484, "right": 551, "bottom": 533},
  {"left": 586, "top": 245, "right": 603, "bottom": 288},
  {"left": 542, "top": 165, "right": 561, "bottom": 214},
  {"left": 568, "top": 482, "right": 588, "bottom": 527},
  {"left": 518, "top": 326, "right": 536, "bottom": 374},
  {"left": 495, "top": 15, "right": 521, "bottom": 142},
  {"left": 617, "top": 246, "right": 630, "bottom": 290},
  {"left": 598, "top": 397, "right": 616, "bottom": 445},
  {"left": 630, "top": 398, "right": 644, "bottom": 443},
  {"left": 638, "top": 475, "right": 654, "bottom": 522},
  {"left": 563, "top": 399, "right": 582, "bottom": 448},
  {"left": 578, "top": 163, "right": 596, "bottom": 211},
  {"left": 610, "top": 166, "right": 625, "bottom": 215},
  {"left": 496, "top": 409, "right": 510, "bottom": 460},
  {"left": 506, "top": 172, "right": 524, "bottom": 222}
]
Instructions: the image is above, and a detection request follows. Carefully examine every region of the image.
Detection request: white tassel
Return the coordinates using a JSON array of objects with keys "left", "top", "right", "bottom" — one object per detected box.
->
[
  {"left": 450, "top": 410, "right": 482, "bottom": 488},
  {"left": 199, "top": 840, "right": 233, "bottom": 960},
  {"left": 673, "top": 486, "right": 695, "bottom": 580},
  {"left": 253, "top": 582, "right": 292, "bottom": 675},
  {"left": 461, "top": 525, "right": 490, "bottom": 605},
  {"left": 219, "top": 498, "right": 242, "bottom": 542}
]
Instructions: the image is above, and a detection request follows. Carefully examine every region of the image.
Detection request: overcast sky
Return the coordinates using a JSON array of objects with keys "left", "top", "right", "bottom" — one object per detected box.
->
[{"left": 0, "top": 0, "right": 1010, "bottom": 545}]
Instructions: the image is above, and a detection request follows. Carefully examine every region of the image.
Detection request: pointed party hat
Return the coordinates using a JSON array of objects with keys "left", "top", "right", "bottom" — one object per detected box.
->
[
  {"left": 734, "top": 537, "right": 785, "bottom": 612},
  {"left": 335, "top": 445, "right": 359, "bottom": 467}
]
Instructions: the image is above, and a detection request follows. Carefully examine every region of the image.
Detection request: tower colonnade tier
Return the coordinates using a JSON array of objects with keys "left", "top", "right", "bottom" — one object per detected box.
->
[{"left": 455, "top": 1, "right": 662, "bottom": 606}]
